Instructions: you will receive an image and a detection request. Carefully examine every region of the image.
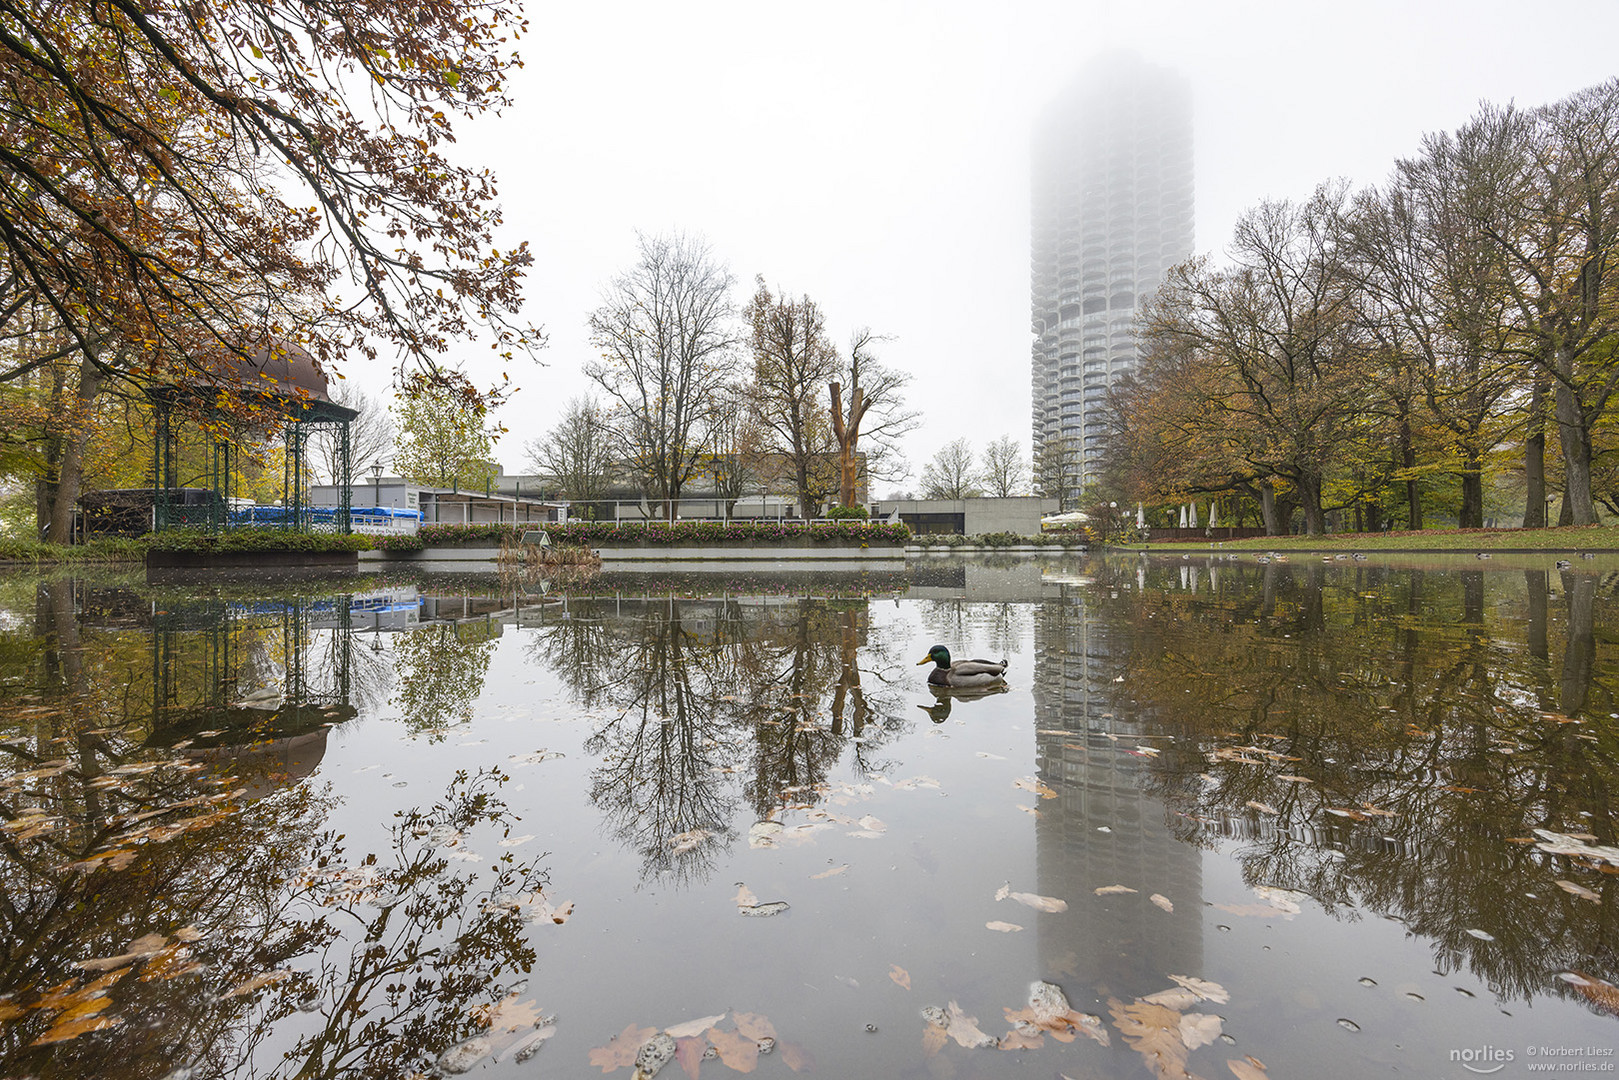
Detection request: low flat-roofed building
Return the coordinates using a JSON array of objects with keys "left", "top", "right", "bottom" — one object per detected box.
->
[
  {"left": 870, "top": 496, "right": 1058, "bottom": 536},
  {"left": 312, "top": 479, "right": 567, "bottom": 526}
]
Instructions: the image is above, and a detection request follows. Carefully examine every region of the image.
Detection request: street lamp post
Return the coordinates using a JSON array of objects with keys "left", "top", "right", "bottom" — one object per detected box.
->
[{"left": 370, "top": 462, "right": 383, "bottom": 507}]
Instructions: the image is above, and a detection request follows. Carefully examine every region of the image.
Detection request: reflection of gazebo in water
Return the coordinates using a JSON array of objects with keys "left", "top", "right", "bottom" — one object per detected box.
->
[
  {"left": 145, "top": 595, "right": 359, "bottom": 793},
  {"left": 147, "top": 340, "right": 358, "bottom": 532}
]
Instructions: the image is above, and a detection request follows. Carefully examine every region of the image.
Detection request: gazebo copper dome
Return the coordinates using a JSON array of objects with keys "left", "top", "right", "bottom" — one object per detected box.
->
[{"left": 225, "top": 341, "right": 332, "bottom": 403}]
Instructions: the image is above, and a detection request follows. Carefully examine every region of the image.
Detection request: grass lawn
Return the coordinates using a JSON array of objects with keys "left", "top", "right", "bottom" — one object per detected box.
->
[{"left": 1108, "top": 524, "right": 1619, "bottom": 554}]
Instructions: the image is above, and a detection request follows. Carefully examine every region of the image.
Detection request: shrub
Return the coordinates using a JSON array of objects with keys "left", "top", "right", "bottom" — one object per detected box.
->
[
  {"left": 375, "top": 520, "right": 911, "bottom": 549},
  {"left": 144, "top": 528, "right": 372, "bottom": 553},
  {"left": 0, "top": 537, "right": 149, "bottom": 563},
  {"left": 826, "top": 505, "right": 870, "bottom": 520}
]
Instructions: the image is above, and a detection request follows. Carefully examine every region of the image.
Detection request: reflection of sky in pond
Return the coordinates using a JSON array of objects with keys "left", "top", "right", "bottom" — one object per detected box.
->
[{"left": 1, "top": 557, "right": 1616, "bottom": 1079}]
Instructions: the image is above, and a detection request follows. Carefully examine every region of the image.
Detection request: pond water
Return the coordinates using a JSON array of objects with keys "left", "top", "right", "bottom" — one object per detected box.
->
[{"left": 1, "top": 554, "right": 1617, "bottom": 1080}]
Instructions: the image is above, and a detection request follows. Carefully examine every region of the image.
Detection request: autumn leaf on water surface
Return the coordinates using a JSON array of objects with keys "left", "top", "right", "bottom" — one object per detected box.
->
[
  {"left": 945, "top": 1001, "right": 998, "bottom": 1048},
  {"left": 1003, "top": 980, "right": 1109, "bottom": 1047},
  {"left": 1245, "top": 800, "right": 1279, "bottom": 816},
  {"left": 1013, "top": 777, "right": 1058, "bottom": 799},
  {"left": 707, "top": 1025, "right": 759, "bottom": 1071},
  {"left": 811, "top": 864, "right": 849, "bottom": 879},
  {"left": 890, "top": 965, "right": 912, "bottom": 990},
  {"left": 1108, "top": 997, "right": 1208, "bottom": 1080},
  {"left": 1557, "top": 879, "right": 1600, "bottom": 903},
  {"left": 589, "top": 1023, "right": 657, "bottom": 1072},
  {"left": 1228, "top": 1056, "right": 1270, "bottom": 1080},
  {"left": 995, "top": 883, "right": 1068, "bottom": 912},
  {"left": 222, "top": 969, "right": 292, "bottom": 999},
  {"left": 1095, "top": 885, "right": 1137, "bottom": 896},
  {"left": 732, "top": 1012, "right": 776, "bottom": 1042},
  {"left": 668, "top": 829, "right": 711, "bottom": 855},
  {"left": 986, "top": 920, "right": 1023, "bottom": 932},
  {"left": 674, "top": 1035, "right": 707, "bottom": 1077},
  {"left": 1151, "top": 894, "right": 1175, "bottom": 913},
  {"left": 1561, "top": 972, "right": 1619, "bottom": 1018}
]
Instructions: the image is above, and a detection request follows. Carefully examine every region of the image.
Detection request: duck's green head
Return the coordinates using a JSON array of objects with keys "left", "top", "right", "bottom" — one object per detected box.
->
[{"left": 916, "top": 644, "right": 951, "bottom": 667}]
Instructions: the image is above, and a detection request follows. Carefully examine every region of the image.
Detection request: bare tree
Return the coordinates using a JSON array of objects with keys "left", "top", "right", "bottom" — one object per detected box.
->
[
  {"left": 312, "top": 385, "right": 395, "bottom": 484},
  {"left": 920, "top": 438, "right": 983, "bottom": 499},
  {"left": 829, "top": 328, "right": 918, "bottom": 506},
  {"left": 1462, "top": 83, "right": 1619, "bottom": 526},
  {"left": 1034, "top": 434, "right": 1081, "bottom": 512},
  {"left": 980, "top": 435, "right": 1027, "bottom": 497},
  {"left": 743, "top": 277, "right": 841, "bottom": 515},
  {"left": 586, "top": 233, "right": 736, "bottom": 520},
  {"left": 524, "top": 395, "right": 614, "bottom": 503}
]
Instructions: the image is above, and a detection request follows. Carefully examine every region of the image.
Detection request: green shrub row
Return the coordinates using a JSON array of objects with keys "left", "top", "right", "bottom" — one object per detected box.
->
[
  {"left": 372, "top": 520, "right": 911, "bottom": 552},
  {"left": 913, "top": 532, "right": 1089, "bottom": 548},
  {"left": 143, "top": 528, "right": 372, "bottom": 553},
  {"left": 0, "top": 537, "right": 150, "bottom": 563}
]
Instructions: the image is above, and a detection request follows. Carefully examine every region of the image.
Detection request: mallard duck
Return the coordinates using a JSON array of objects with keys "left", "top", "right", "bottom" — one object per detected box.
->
[{"left": 917, "top": 645, "right": 1008, "bottom": 689}]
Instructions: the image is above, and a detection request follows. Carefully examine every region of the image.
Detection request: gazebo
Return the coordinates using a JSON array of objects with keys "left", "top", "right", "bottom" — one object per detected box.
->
[{"left": 147, "top": 341, "right": 359, "bottom": 532}]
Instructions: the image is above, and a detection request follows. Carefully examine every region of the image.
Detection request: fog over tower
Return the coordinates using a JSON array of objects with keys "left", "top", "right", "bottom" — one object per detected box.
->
[{"left": 1031, "top": 55, "right": 1193, "bottom": 496}]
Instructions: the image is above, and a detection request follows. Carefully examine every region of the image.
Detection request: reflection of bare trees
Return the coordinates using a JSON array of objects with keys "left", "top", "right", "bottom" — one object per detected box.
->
[
  {"left": 1081, "top": 559, "right": 1619, "bottom": 1006},
  {"left": 527, "top": 594, "right": 912, "bottom": 884}
]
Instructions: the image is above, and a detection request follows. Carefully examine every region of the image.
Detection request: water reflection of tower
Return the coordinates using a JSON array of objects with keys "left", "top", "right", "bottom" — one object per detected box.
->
[{"left": 1033, "top": 586, "right": 1204, "bottom": 995}]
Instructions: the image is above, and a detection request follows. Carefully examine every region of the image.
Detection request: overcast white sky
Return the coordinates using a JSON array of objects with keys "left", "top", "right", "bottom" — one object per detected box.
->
[{"left": 355, "top": 0, "right": 1619, "bottom": 493}]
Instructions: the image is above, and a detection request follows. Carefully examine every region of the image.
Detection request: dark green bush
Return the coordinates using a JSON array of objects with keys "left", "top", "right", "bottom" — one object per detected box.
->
[
  {"left": 375, "top": 521, "right": 911, "bottom": 549},
  {"left": 144, "top": 528, "right": 371, "bottom": 553},
  {"left": 826, "top": 505, "right": 870, "bottom": 520}
]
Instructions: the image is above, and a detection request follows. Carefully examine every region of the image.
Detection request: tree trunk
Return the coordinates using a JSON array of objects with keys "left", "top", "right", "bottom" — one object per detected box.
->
[
  {"left": 1523, "top": 373, "right": 1548, "bottom": 527},
  {"left": 1458, "top": 448, "right": 1484, "bottom": 530},
  {"left": 1259, "top": 480, "right": 1280, "bottom": 536},
  {"left": 46, "top": 358, "right": 105, "bottom": 543},
  {"left": 1297, "top": 474, "right": 1326, "bottom": 536},
  {"left": 1399, "top": 419, "right": 1422, "bottom": 529},
  {"left": 1554, "top": 348, "right": 1599, "bottom": 524}
]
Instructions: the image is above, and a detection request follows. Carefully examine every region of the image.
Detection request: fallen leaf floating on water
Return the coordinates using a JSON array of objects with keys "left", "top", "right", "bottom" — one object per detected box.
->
[
  {"left": 74, "top": 932, "right": 169, "bottom": 972},
  {"left": 1535, "top": 829, "right": 1619, "bottom": 866},
  {"left": 708, "top": 1025, "right": 766, "bottom": 1071},
  {"left": 1002, "top": 980, "right": 1110, "bottom": 1048},
  {"left": 986, "top": 920, "right": 1023, "bottom": 932},
  {"left": 1276, "top": 774, "right": 1312, "bottom": 783},
  {"left": 1095, "top": 885, "right": 1137, "bottom": 896},
  {"left": 737, "top": 894, "right": 789, "bottom": 918},
  {"left": 1179, "top": 1012, "right": 1224, "bottom": 1050},
  {"left": 945, "top": 1001, "right": 998, "bottom": 1049},
  {"left": 1560, "top": 972, "right": 1619, "bottom": 1018},
  {"left": 1465, "top": 928, "right": 1495, "bottom": 942},
  {"left": 734, "top": 884, "right": 758, "bottom": 907},
  {"left": 589, "top": 1024, "right": 658, "bottom": 1072},
  {"left": 668, "top": 829, "right": 711, "bottom": 855},
  {"left": 995, "top": 883, "right": 1069, "bottom": 913},
  {"left": 1151, "top": 894, "right": 1175, "bottom": 913},
  {"left": 674, "top": 1036, "right": 706, "bottom": 1078},
  {"left": 663, "top": 1014, "right": 726, "bottom": 1039},
  {"left": 1108, "top": 998, "right": 1199, "bottom": 1079},
  {"left": 1013, "top": 777, "right": 1059, "bottom": 799},
  {"left": 747, "top": 821, "right": 784, "bottom": 849},
  {"left": 1325, "top": 808, "right": 1368, "bottom": 821},
  {"left": 222, "top": 969, "right": 292, "bottom": 999},
  {"left": 508, "top": 749, "right": 563, "bottom": 765},
  {"left": 1557, "top": 879, "right": 1601, "bottom": 903},
  {"left": 890, "top": 965, "right": 912, "bottom": 990},
  {"left": 1165, "top": 975, "right": 1231, "bottom": 1004},
  {"left": 811, "top": 864, "right": 849, "bottom": 879},
  {"left": 1228, "top": 1056, "right": 1270, "bottom": 1080},
  {"left": 976, "top": 751, "right": 1007, "bottom": 760},
  {"left": 1245, "top": 801, "right": 1279, "bottom": 816}
]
